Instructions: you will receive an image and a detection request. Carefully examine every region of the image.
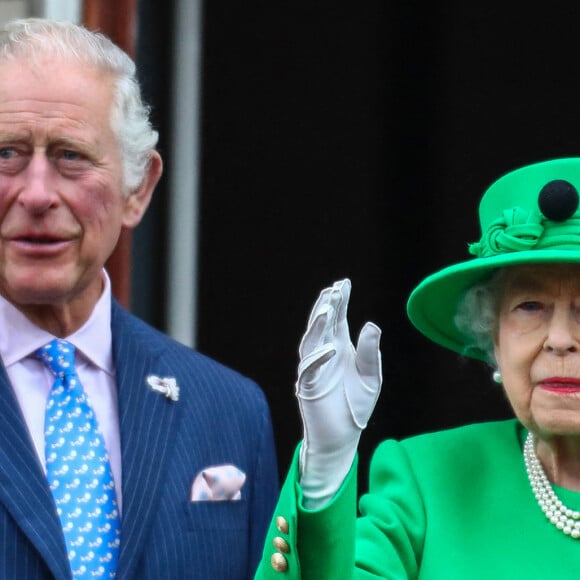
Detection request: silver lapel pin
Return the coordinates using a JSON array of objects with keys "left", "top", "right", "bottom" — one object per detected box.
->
[{"left": 146, "top": 375, "right": 180, "bottom": 402}]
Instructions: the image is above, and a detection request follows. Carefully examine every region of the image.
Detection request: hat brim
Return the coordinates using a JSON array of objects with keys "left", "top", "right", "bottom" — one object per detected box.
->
[{"left": 406, "top": 249, "right": 580, "bottom": 361}]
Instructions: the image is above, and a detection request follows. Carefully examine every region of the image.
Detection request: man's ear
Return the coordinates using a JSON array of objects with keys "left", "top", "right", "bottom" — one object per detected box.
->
[{"left": 122, "top": 151, "right": 163, "bottom": 228}]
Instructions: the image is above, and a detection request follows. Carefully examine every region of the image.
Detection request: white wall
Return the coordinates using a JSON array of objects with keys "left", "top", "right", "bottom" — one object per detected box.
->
[
  {"left": 34, "top": 0, "right": 81, "bottom": 22},
  {"left": 0, "top": 0, "right": 26, "bottom": 23},
  {"left": 0, "top": 0, "right": 81, "bottom": 24}
]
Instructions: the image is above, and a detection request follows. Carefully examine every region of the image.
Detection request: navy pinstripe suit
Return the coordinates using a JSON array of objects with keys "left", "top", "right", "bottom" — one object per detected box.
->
[{"left": 0, "top": 301, "right": 278, "bottom": 579}]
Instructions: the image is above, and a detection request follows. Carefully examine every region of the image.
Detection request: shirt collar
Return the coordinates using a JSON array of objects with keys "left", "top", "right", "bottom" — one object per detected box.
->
[{"left": 0, "top": 270, "right": 114, "bottom": 374}]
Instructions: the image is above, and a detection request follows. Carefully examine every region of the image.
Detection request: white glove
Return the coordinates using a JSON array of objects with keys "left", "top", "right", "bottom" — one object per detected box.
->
[{"left": 297, "top": 279, "right": 382, "bottom": 509}]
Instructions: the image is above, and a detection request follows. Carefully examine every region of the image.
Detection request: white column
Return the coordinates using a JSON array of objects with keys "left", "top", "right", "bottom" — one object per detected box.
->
[{"left": 166, "top": 0, "right": 203, "bottom": 348}]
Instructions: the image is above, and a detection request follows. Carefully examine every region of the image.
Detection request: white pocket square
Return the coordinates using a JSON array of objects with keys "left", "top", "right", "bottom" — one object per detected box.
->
[{"left": 190, "top": 464, "right": 246, "bottom": 501}]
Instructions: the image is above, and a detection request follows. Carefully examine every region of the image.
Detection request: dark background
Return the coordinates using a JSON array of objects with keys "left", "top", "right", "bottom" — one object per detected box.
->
[{"left": 135, "top": 2, "right": 580, "bottom": 486}]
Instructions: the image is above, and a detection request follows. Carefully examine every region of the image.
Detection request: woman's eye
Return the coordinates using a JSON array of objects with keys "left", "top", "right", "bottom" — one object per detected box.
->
[{"left": 516, "top": 301, "right": 542, "bottom": 312}]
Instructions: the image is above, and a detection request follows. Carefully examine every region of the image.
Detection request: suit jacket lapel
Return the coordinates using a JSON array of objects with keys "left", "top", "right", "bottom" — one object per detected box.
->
[
  {"left": 0, "top": 366, "right": 71, "bottom": 579},
  {"left": 112, "top": 304, "right": 184, "bottom": 580}
]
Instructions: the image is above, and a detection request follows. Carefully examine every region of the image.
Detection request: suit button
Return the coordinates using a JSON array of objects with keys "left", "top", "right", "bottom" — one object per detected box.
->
[
  {"left": 271, "top": 552, "right": 288, "bottom": 572},
  {"left": 276, "top": 516, "right": 289, "bottom": 534},
  {"left": 273, "top": 536, "right": 290, "bottom": 553}
]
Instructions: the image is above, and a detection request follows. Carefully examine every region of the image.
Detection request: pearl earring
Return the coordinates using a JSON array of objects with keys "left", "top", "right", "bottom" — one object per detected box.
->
[{"left": 492, "top": 370, "right": 502, "bottom": 384}]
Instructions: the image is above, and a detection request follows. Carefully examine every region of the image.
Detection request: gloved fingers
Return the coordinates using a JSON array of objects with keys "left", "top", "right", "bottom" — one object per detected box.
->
[
  {"left": 296, "top": 343, "right": 336, "bottom": 394},
  {"left": 354, "top": 321, "right": 383, "bottom": 388},
  {"left": 299, "top": 302, "right": 333, "bottom": 359},
  {"left": 331, "top": 279, "right": 351, "bottom": 335},
  {"left": 299, "top": 279, "right": 349, "bottom": 358},
  {"left": 298, "top": 300, "right": 339, "bottom": 391},
  {"left": 346, "top": 379, "right": 381, "bottom": 429},
  {"left": 304, "top": 284, "right": 335, "bottom": 330},
  {"left": 345, "top": 322, "right": 382, "bottom": 428}
]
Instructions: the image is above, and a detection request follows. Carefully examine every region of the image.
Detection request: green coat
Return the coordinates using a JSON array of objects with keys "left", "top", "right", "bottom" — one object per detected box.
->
[{"left": 255, "top": 420, "right": 580, "bottom": 579}]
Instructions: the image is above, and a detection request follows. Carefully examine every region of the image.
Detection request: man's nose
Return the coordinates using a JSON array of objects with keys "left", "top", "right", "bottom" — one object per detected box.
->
[{"left": 16, "top": 153, "right": 59, "bottom": 214}]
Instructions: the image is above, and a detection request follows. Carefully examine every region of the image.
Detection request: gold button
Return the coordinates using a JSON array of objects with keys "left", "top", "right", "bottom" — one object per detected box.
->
[
  {"left": 271, "top": 552, "right": 288, "bottom": 572},
  {"left": 273, "top": 536, "right": 290, "bottom": 553},
  {"left": 276, "top": 516, "right": 289, "bottom": 534}
]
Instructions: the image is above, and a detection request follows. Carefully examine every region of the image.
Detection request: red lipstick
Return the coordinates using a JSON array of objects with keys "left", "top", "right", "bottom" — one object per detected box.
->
[{"left": 540, "top": 377, "right": 580, "bottom": 394}]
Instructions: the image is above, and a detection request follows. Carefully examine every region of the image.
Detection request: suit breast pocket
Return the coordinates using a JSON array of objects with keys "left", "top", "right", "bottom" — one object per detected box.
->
[
  {"left": 183, "top": 499, "right": 249, "bottom": 532},
  {"left": 146, "top": 501, "right": 251, "bottom": 578}
]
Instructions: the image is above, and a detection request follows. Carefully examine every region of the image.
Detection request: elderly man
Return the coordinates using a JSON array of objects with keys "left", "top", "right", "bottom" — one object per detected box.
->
[{"left": 0, "top": 17, "right": 277, "bottom": 580}]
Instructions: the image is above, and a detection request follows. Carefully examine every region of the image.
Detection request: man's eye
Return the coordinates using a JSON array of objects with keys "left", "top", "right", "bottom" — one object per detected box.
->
[
  {"left": 54, "top": 149, "right": 92, "bottom": 175},
  {"left": 517, "top": 301, "right": 542, "bottom": 312},
  {"left": 61, "top": 150, "right": 81, "bottom": 161},
  {"left": 0, "top": 147, "right": 16, "bottom": 159}
]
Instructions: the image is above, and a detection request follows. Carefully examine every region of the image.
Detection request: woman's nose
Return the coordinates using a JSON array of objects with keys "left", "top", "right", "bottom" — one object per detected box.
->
[{"left": 543, "top": 308, "right": 580, "bottom": 354}]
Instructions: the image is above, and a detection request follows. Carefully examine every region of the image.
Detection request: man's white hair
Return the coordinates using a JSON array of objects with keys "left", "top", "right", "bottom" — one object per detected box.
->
[{"left": 0, "top": 18, "right": 159, "bottom": 194}]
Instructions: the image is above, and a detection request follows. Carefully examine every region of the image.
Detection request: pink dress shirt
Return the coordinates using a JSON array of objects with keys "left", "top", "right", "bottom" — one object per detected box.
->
[{"left": 0, "top": 272, "right": 122, "bottom": 512}]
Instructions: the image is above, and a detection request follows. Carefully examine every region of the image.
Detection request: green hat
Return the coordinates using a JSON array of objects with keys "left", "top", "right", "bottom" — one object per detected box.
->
[{"left": 406, "top": 158, "right": 580, "bottom": 361}]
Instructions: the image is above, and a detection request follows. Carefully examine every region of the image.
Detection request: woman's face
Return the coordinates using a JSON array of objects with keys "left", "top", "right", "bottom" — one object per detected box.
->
[{"left": 495, "top": 264, "right": 580, "bottom": 437}]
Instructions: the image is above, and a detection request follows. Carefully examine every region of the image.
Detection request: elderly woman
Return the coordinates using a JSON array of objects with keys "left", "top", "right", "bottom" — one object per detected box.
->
[{"left": 255, "top": 158, "right": 580, "bottom": 579}]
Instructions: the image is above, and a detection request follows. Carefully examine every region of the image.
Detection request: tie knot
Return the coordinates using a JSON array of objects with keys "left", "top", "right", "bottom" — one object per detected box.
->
[{"left": 35, "top": 339, "right": 76, "bottom": 377}]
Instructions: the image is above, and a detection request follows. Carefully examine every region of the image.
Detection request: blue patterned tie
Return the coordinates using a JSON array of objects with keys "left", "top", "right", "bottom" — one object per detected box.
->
[{"left": 37, "top": 339, "right": 121, "bottom": 579}]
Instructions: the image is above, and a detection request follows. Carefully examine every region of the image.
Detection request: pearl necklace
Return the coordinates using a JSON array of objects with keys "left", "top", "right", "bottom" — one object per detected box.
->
[{"left": 523, "top": 432, "right": 580, "bottom": 539}]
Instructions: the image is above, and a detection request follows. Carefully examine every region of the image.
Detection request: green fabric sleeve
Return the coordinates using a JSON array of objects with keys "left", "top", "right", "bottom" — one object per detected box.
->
[
  {"left": 254, "top": 444, "right": 358, "bottom": 579},
  {"left": 255, "top": 420, "right": 580, "bottom": 580}
]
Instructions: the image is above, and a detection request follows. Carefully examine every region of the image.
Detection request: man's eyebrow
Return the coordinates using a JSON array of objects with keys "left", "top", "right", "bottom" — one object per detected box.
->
[
  {"left": 49, "top": 137, "right": 90, "bottom": 149},
  {"left": 0, "top": 134, "right": 92, "bottom": 151},
  {"left": 0, "top": 130, "right": 33, "bottom": 142}
]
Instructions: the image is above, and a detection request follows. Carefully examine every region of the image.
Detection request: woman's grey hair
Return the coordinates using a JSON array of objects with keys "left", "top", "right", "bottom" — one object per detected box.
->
[
  {"left": 0, "top": 18, "right": 158, "bottom": 193},
  {"left": 454, "top": 269, "right": 508, "bottom": 366}
]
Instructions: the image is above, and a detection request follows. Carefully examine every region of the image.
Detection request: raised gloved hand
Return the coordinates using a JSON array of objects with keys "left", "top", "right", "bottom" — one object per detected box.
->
[{"left": 297, "top": 279, "right": 382, "bottom": 508}]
